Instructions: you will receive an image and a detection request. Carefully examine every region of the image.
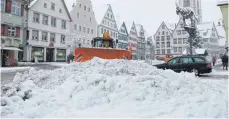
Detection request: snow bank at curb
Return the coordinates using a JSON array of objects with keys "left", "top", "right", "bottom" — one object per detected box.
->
[
  {"left": 1, "top": 67, "right": 33, "bottom": 73},
  {"left": 1, "top": 57, "right": 228, "bottom": 118}
]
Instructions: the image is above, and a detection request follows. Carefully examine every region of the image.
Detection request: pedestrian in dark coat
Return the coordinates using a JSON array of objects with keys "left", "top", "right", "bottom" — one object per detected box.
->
[{"left": 222, "top": 54, "right": 228, "bottom": 70}]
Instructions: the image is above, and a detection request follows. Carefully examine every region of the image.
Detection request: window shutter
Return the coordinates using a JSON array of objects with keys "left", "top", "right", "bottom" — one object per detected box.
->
[
  {"left": 16, "top": 27, "right": 20, "bottom": 37},
  {"left": 6, "top": 0, "right": 12, "bottom": 13},
  {"left": 4, "top": 25, "right": 8, "bottom": 36},
  {"left": 21, "top": 4, "right": 24, "bottom": 16},
  {"left": 1, "top": 25, "right": 5, "bottom": 35}
]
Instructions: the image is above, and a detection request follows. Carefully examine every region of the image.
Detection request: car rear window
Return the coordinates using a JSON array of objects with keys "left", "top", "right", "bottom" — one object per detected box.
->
[{"left": 193, "top": 57, "right": 205, "bottom": 63}]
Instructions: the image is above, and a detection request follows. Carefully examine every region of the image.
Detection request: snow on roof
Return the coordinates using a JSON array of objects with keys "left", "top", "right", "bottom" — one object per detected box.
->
[
  {"left": 216, "top": 26, "right": 226, "bottom": 46},
  {"left": 217, "top": 0, "right": 228, "bottom": 5},
  {"left": 197, "top": 22, "right": 214, "bottom": 38},
  {"left": 164, "top": 22, "right": 176, "bottom": 33},
  {"left": 195, "top": 48, "right": 206, "bottom": 54},
  {"left": 135, "top": 24, "right": 142, "bottom": 37},
  {"left": 28, "top": 0, "right": 38, "bottom": 8}
]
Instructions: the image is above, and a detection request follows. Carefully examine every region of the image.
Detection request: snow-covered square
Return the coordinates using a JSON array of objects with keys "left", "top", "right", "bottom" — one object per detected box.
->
[{"left": 1, "top": 58, "right": 228, "bottom": 118}]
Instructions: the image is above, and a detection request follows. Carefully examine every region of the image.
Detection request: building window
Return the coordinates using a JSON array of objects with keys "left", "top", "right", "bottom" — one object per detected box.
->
[
  {"left": 32, "top": 30, "right": 39, "bottom": 40},
  {"left": 44, "top": 3, "right": 47, "bottom": 8},
  {"left": 79, "top": 26, "right": 82, "bottom": 32},
  {"left": 167, "top": 49, "right": 171, "bottom": 54},
  {"left": 167, "top": 42, "right": 170, "bottom": 47},
  {"left": 87, "top": 28, "right": 90, "bottom": 34},
  {"left": 61, "top": 35, "right": 65, "bottom": 43},
  {"left": 51, "top": 3, "right": 55, "bottom": 11},
  {"left": 42, "top": 32, "right": 48, "bottom": 41},
  {"left": 11, "top": 0, "right": 21, "bottom": 16},
  {"left": 83, "top": 27, "right": 86, "bottom": 33},
  {"left": 174, "top": 47, "right": 177, "bottom": 52},
  {"left": 42, "top": 15, "right": 48, "bottom": 25},
  {"left": 166, "top": 36, "right": 170, "bottom": 40},
  {"left": 51, "top": 17, "right": 56, "bottom": 27},
  {"left": 180, "top": 23, "right": 183, "bottom": 28},
  {"left": 111, "top": 15, "right": 113, "bottom": 19},
  {"left": 8, "top": 27, "right": 16, "bottom": 37},
  {"left": 61, "top": 20, "right": 66, "bottom": 29},
  {"left": 101, "top": 28, "right": 103, "bottom": 34},
  {"left": 162, "top": 49, "right": 165, "bottom": 54},
  {"left": 179, "top": 47, "right": 182, "bottom": 52},
  {"left": 173, "top": 39, "right": 177, "bottom": 44},
  {"left": 77, "top": 13, "right": 79, "bottom": 18},
  {"left": 156, "top": 42, "right": 160, "bottom": 48},
  {"left": 91, "top": 29, "right": 93, "bottom": 34},
  {"left": 161, "top": 36, "right": 165, "bottom": 41},
  {"left": 178, "top": 38, "right": 182, "bottom": 44},
  {"left": 107, "top": 13, "right": 109, "bottom": 17},
  {"left": 84, "top": 6, "right": 86, "bottom": 10},
  {"left": 156, "top": 36, "right": 160, "bottom": 41},
  {"left": 79, "top": 4, "right": 81, "bottom": 8},
  {"left": 183, "top": 0, "right": 190, "bottom": 7},
  {"left": 59, "top": 9, "right": 62, "bottom": 13},
  {"left": 162, "top": 25, "right": 165, "bottom": 29},
  {"left": 156, "top": 50, "right": 160, "bottom": 54},
  {"left": 74, "top": 24, "right": 77, "bottom": 30},
  {"left": 182, "top": 30, "right": 186, "bottom": 34},
  {"left": 183, "top": 38, "right": 187, "bottom": 44},
  {"left": 90, "top": 17, "right": 92, "bottom": 22},
  {"left": 50, "top": 33, "right": 55, "bottom": 42},
  {"left": 158, "top": 32, "right": 160, "bottom": 35},
  {"left": 1, "top": 0, "right": 5, "bottom": 12},
  {"left": 177, "top": 30, "right": 181, "bottom": 35},
  {"left": 33, "top": 12, "right": 40, "bottom": 23},
  {"left": 162, "top": 31, "right": 165, "bottom": 35},
  {"left": 88, "top": 7, "right": 90, "bottom": 12},
  {"left": 161, "top": 42, "right": 165, "bottom": 48}
]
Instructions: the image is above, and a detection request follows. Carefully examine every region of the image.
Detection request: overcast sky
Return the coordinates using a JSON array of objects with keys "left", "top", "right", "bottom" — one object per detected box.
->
[{"left": 66, "top": 0, "right": 223, "bottom": 36}]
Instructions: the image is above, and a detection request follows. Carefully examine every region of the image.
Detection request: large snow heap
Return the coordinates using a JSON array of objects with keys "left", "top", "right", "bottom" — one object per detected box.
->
[{"left": 1, "top": 58, "right": 228, "bottom": 118}]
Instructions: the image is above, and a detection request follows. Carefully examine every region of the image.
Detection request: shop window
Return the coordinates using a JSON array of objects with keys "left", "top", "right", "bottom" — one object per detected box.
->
[{"left": 32, "top": 47, "right": 44, "bottom": 61}]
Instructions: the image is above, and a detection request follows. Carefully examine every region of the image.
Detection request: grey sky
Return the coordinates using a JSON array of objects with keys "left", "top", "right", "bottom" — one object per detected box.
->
[{"left": 66, "top": 0, "right": 223, "bottom": 36}]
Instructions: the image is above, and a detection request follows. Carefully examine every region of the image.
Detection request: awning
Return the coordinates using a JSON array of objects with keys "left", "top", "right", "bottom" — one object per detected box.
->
[{"left": 1, "top": 47, "right": 23, "bottom": 51}]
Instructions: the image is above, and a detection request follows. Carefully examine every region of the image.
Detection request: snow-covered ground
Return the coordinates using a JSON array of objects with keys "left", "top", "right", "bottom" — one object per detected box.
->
[
  {"left": 42, "top": 62, "right": 71, "bottom": 67},
  {"left": 1, "top": 58, "right": 228, "bottom": 118},
  {"left": 1, "top": 67, "right": 33, "bottom": 73}
]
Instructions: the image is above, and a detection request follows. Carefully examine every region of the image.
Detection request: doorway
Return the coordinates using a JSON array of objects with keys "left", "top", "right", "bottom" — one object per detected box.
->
[{"left": 46, "top": 48, "right": 54, "bottom": 62}]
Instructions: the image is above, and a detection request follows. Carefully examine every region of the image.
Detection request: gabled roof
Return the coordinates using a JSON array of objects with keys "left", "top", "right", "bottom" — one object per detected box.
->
[
  {"left": 28, "top": 0, "right": 72, "bottom": 21},
  {"left": 197, "top": 22, "right": 214, "bottom": 38},
  {"left": 118, "top": 22, "right": 129, "bottom": 36},
  {"left": 135, "top": 24, "right": 143, "bottom": 37},
  {"left": 129, "top": 21, "right": 138, "bottom": 36},
  {"left": 164, "top": 22, "right": 176, "bottom": 33}
]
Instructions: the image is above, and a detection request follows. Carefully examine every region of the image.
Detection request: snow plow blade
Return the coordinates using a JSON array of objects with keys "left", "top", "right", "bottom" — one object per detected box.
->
[{"left": 74, "top": 48, "right": 131, "bottom": 62}]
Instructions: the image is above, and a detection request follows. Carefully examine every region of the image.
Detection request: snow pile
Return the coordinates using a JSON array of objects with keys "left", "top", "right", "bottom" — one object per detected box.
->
[
  {"left": 1, "top": 58, "right": 228, "bottom": 118},
  {"left": 1, "top": 67, "right": 33, "bottom": 73}
]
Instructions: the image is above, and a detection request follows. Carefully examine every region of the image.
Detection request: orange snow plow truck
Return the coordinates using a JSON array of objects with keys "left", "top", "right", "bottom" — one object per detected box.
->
[{"left": 74, "top": 32, "right": 132, "bottom": 62}]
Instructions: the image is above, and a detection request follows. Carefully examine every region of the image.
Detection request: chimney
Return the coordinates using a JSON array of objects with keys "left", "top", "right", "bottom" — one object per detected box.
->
[{"left": 72, "top": 3, "right": 75, "bottom": 8}]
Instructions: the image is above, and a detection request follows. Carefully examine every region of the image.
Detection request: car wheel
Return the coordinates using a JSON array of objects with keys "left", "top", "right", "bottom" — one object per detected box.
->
[{"left": 192, "top": 69, "right": 199, "bottom": 76}]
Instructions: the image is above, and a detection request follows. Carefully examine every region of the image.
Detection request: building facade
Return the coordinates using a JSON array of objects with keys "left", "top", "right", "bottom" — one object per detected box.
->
[
  {"left": 118, "top": 22, "right": 129, "bottom": 49},
  {"left": 197, "top": 22, "right": 220, "bottom": 57},
  {"left": 23, "top": 0, "right": 72, "bottom": 62},
  {"left": 154, "top": 22, "right": 175, "bottom": 58},
  {"left": 145, "top": 36, "right": 155, "bottom": 60},
  {"left": 179, "top": 0, "right": 202, "bottom": 23},
  {"left": 129, "top": 22, "right": 138, "bottom": 60},
  {"left": 69, "top": 0, "right": 97, "bottom": 49},
  {"left": 96, "top": 4, "right": 118, "bottom": 45},
  {"left": 1, "top": 0, "right": 26, "bottom": 67},
  {"left": 172, "top": 19, "right": 189, "bottom": 56},
  {"left": 136, "top": 24, "right": 146, "bottom": 60},
  {"left": 217, "top": 1, "right": 228, "bottom": 48}
]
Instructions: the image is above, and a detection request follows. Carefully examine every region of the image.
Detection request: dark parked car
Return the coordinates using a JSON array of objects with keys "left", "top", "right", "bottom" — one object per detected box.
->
[{"left": 154, "top": 55, "right": 212, "bottom": 76}]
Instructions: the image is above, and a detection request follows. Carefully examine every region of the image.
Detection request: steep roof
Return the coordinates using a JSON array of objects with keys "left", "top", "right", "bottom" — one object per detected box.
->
[
  {"left": 164, "top": 22, "right": 176, "bottom": 33},
  {"left": 135, "top": 24, "right": 142, "bottom": 37},
  {"left": 118, "top": 22, "right": 129, "bottom": 36},
  {"left": 93, "top": 3, "right": 108, "bottom": 25},
  {"left": 28, "top": 0, "right": 72, "bottom": 21}
]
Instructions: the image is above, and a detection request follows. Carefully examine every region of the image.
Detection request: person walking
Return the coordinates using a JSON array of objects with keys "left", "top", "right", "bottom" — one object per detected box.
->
[
  {"left": 222, "top": 54, "right": 228, "bottom": 70},
  {"left": 212, "top": 56, "right": 216, "bottom": 66}
]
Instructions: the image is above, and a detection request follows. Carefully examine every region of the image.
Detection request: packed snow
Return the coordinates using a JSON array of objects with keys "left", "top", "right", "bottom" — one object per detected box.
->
[
  {"left": 1, "top": 67, "right": 33, "bottom": 73},
  {"left": 1, "top": 58, "right": 228, "bottom": 118}
]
